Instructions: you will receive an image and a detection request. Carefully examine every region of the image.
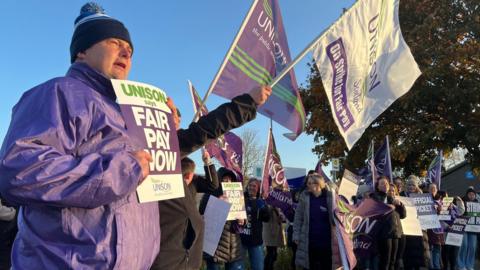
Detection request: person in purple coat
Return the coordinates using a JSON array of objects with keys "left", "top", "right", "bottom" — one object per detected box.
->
[{"left": 0, "top": 3, "right": 271, "bottom": 269}]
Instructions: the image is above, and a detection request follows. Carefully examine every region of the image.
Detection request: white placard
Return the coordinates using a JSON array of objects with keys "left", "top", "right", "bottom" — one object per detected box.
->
[
  {"left": 203, "top": 196, "right": 231, "bottom": 256},
  {"left": 397, "top": 197, "right": 422, "bottom": 236},
  {"left": 338, "top": 169, "right": 359, "bottom": 204}
]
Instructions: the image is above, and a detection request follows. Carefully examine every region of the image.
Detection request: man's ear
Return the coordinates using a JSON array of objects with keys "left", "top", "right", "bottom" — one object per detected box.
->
[{"left": 75, "top": 51, "right": 86, "bottom": 61}]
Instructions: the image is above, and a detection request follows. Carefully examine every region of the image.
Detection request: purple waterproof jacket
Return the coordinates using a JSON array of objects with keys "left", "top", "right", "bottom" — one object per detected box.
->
[{"left": 0, "top": 63, "right": 160, "bottom": 269}]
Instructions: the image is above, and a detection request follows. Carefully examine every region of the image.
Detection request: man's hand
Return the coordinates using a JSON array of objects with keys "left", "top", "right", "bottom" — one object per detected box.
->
[
  {"left": 248, "top": 85, "right": 272, "bottom": 106},
  {"left": 202, "top": 149, "right": 211, "bottom": 164},
  {"left": 166, "top": 97, "right": 180, "bottom": 130},
  {"left": 133, "top": 150, "right": 152, "bottom": 182}
]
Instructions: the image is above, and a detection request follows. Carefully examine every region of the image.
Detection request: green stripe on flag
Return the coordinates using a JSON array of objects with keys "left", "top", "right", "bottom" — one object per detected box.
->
[
  {"left": 235, "top": 46, "right": 273, "bottom": 81},
  {"left": 228, "top": 47, "right": 305, "bottom": 131},
  {"left": 263, "top": 0, "right": 273, "bottom": 19}
]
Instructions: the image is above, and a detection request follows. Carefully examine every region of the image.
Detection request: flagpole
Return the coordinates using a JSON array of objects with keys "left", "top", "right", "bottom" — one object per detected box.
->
[
  {"left": 260, "top": 127, "right": 272, "bottom": 197},
  {"left": 268, "top": 1, "right": 359, "bottom": 88},
  {"left": 192, "top": 0, "right": 260, "bottom": 123}
]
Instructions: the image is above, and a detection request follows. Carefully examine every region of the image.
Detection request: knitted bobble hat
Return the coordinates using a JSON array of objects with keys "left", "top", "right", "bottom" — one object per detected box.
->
[{"left": 70, "top": 2, "right": 133, "bottom": 63}]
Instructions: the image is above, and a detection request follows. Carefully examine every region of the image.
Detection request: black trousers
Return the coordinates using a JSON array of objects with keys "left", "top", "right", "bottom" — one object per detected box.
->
[
  {"left": 441, "top": 244, "right": 457, "bottom": 270},
  {"left": 308, "top": 245, "right": 332, "bottom": 270},
  {"left": 264, "top": 246, "right": 277, "bottom": 270},
  {"left": 378, "top": 238, "right": 399, "bottom": 270}
]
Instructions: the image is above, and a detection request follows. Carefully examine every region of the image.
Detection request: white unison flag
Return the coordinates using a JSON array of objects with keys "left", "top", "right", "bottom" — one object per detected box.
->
[{"left": 313, "top": 0, "right": 421, "bottom": 149}]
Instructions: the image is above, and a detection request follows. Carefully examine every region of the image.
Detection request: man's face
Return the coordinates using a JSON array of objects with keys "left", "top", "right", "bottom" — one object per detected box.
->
[
  {"left": 76, "top": 38, "right": 132, "bottom": 79},
  {"left": 222, "top": 175, "right": 233, "bottom": 182}
]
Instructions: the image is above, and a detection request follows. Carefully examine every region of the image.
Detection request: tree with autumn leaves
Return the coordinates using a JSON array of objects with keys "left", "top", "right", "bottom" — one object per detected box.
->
[{"left": 301, "top": 0, "right": 479, "bottom": 176}]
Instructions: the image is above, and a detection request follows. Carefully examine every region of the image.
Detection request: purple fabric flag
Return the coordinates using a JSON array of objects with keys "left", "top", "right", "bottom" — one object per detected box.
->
[
  {"left": 188, "top": 81, "right": 243, "bottom": 181},
  {"left": 427, "top": 150, "right": 443, "bottom": 188},
  {"left": 210, "top": 0, "right": 305, "bottom": 139},
  {"left": 334, "top": 197, "right": 394, "bottom": 269},
  {"left": 262, "top": 128, "right": 289, "bottom": 198},
  {"left": 374, "top": 136, "right": 393, "bottom": 182},
  {"left": 315, "top": 160, "right": 332, "bottom": 182}
]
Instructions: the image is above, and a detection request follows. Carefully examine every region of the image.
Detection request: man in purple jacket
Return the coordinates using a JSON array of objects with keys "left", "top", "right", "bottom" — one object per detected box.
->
[{"left": 0, "top": 3, "right": 271, "bottom": 270}]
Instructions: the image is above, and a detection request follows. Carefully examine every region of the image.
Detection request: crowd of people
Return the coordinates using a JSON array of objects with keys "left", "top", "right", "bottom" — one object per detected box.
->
[{"left": 0, "top": 2, "right": 479, "bottom": 270}]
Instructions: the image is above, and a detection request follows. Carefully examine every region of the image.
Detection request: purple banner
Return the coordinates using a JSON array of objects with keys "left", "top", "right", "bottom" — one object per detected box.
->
[
  {"left": 189, "top": 81, "right": 243, "bottom": 180},
  {"left": 325, "top": 38, "right": 354, "bottom": 131},
  {"left": 120, "top": 104, "right": 181, "bottom": 175},
  {"left": 335, "top": 198, "right": 393, "bottom": 259},
  {"left": 374, "top": 136, "right": 393, "bottom": 181},
  {"left": 205, "top": 132, "right": 243, "bottom": 181},
  {"left": 212, "top": 0, "right": 305, "bottom": 138},
  {"left": 265, "top": 189, "right": 295, "bottom": 222},
  {"left": 427, "top": 150, "right": 443, "bottom": 188},
  {"left": 262, "top": 128, "right": 288, "bottom": 198}
]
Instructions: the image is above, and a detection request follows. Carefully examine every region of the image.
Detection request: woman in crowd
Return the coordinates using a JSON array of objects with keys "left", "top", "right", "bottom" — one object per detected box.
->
[
  {"left": 457, "top": 187, "right": 478, "bottom": 270},
  {"left": 200, "top": 167, "right": 245, "bottom": 270},
  {"left": 401, "top": 175, "right": 431, "bottom": 270},
  {"left": 441, "top": 194, "right": 464, "bottom": 270},
  {"left": 240, "top": 178, "right": 270, "bottom": 270},
  {"left": 426, "top": 183, "right": 444, "bottom": 270},
  {"left": 370, "top": 176, "right": 406, "bottom": 270},
  {"left": 262, "top": 205, "right": 285, "bottom": 270},
  {"left": 293, "top": 173, "right": 335, "bottom": 270}
]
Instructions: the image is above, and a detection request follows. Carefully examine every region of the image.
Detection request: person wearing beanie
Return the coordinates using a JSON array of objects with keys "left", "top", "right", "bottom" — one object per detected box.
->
[
  {"left": 0, "top": 2, "right": 271, "bottom": 269},
  {"left": 457, "top": 187, "right": 478, "bottom": 270}
]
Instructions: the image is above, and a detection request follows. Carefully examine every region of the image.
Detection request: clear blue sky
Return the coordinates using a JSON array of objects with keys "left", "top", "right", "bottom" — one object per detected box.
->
[{"left": 0, "top": 1, "right": 354, "bottom": 175}]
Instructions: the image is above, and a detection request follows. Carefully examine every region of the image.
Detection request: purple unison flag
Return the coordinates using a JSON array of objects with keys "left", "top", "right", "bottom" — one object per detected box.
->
[
  {"left": 315, "top": 160, "right": 332, "bottom": 182},
  {"left": 211, "top": 0, "right": 305, "bottom": 139},
  {"left": 334, "top": 197, "right": 394, "bottom": 268},
  {"left": 427, "top": 150, "right": 443, "bottom": 188},
  {"left": 262, "top": 128, "right": 289, "bottom": 197},
  {"left": 188, "top": 81, "right": 243, "bottom": 181},
  {"left": 374, "top": 136, "right": 393, "bottom": 182}
]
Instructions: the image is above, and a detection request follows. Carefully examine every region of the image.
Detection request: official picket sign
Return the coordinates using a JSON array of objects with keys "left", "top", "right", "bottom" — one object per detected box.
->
[
  {"left": 464, "top": 202, "right": 480, "bottom": 233},
  {"left": 222, "top": 182, "right": 247, "bottom": 220},
  {"left": 111, "top": 79, "right": 183, "bottom": 203},
  {"left": 409, "top": 193, "right": 441, "bottom": 230},
  {"left": 445, "top": 217, "right": 468, "bottom": 246}
]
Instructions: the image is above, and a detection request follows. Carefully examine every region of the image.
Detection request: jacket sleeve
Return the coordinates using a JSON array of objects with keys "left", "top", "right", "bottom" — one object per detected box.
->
[
  {"left": 194, "top": 164, "right": 219, "bottom": 194},
  {"left": 395, "top": 201, "right": 407, "bottom": 219},
  {"left": 177, "top": 94, "right": 257, "bottom": 157},
  {"left": 0, "top": 86, "right": 142, "bottom": 209},
  {"left": 259, "top": 204, "right": 271, "bottom": 222},
  {"left": 293, "top": 194, "right": 305, "bottom": 242}
]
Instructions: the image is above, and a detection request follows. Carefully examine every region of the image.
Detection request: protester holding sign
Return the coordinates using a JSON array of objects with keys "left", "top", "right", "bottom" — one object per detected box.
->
[
  {"left": 0, "top": 3, "right": 272, "bottom": 269},
  {"left": 400, "top": 175, "right": 431, "bottom": 270},
  {"left": 293, "top": 173, "right": 336, "bottom": 270},
  {"left": 442, "top": 195, "right": 465, "bottom": 270},
  {"left": 240, "top": 178, "right": 270, "bottom": 270},
  {"left": 370, "top": 176, "right": 406, "bottom": 270},
  {"left": 457, "top": 187, "right": 478, "bottom": 270},
  {"left": 426, "top": 184, "right": 444, "bottom": 270},
  {"left": 200, "top": 167, "right": 245, "bottom": 270},
  {"left": 152, "top": 152, "right": 219, "bottom": 270}
]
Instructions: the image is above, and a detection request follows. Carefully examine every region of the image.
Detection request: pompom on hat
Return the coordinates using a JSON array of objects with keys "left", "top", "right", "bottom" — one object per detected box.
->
[{"left": 70, "top": 2, "right": 133, "bottom": 63}]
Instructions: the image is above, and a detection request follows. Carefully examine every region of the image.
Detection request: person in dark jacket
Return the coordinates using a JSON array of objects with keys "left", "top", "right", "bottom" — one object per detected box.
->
[
  {"left": 293, "top": 173, "right": 336, "bottom": 270},
  {"left": 151, "top": 151, "right": 218, "bottom": 270},
  {"left": 200, "top": 167, "right": 245, "bottom": 270},
  {"left": 240, "top": 178, "right": 270, "bottom": 270},
  {"left": 401, "top": 175, "right": 431, "bottom": 270},
  {"left": 0, "top": 3, "right": 272, "bottom": 269},
  {"left": 457, "top": 187, "right": 478, "bottom": 270},
  {"left": 370, "top": 176, "right": 406, "bottom": 270}
]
